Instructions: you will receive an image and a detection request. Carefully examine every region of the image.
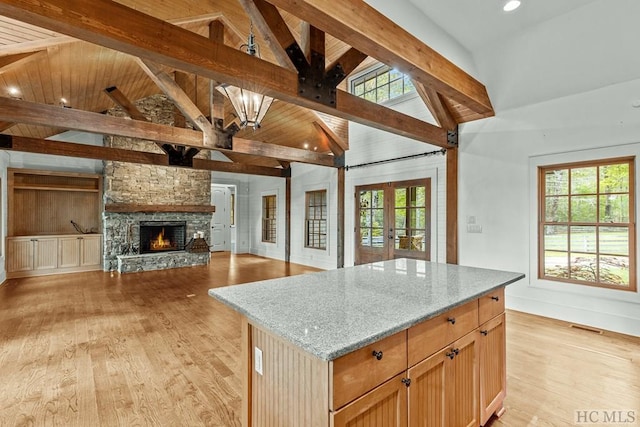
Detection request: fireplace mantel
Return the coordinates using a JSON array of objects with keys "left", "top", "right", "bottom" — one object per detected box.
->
[{"left": 105, "top": 204, "right": 215, "bottom": 213}]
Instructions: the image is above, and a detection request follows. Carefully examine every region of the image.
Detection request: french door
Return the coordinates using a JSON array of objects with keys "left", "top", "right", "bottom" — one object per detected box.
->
[{"left": 355, "top": 178, "right": 431, "bottom": 265}]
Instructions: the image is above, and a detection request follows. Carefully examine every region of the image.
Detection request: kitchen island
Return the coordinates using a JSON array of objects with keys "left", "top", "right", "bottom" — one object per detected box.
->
[{"left": 209, "top": 259, "right": 524, "bottom": 427}]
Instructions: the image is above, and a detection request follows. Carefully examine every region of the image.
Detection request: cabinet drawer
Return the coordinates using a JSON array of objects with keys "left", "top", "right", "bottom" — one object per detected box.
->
[
  {"left": 479, "top": 288, "right": 505, "bottom": 324},
  {"left": 408, "top": 299, "right": 478, "bottom": 366},
  {"left": 332, "top": 330, "right": 407, "bottom": 410}
]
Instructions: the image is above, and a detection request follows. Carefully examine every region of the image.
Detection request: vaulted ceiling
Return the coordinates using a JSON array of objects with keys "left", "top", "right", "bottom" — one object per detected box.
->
[{"left": 0, "top": 0, "right": 495, "bottom": 174}]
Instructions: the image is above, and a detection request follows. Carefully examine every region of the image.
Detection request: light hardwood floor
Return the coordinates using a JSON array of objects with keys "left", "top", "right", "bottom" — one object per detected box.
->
[{"left": 1, "top": 253, "right": 638, "bottom": 426}]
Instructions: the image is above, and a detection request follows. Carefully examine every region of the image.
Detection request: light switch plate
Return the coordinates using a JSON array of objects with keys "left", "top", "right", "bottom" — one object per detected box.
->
[{"left": 254, "top": 347, "right": 263, "bottom": 376}]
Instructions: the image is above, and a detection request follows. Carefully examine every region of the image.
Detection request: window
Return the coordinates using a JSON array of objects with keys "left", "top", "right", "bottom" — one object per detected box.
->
[
  {"left": 305, "top": 190, "right": 327, "bottom": 250},
  {"left": 262, "top": 195, "right": 276, "bottom": 243},
  {"left": 350, "top": 65, "right": 415, "bottom": 104},
  {"left": 539, "top": 157, "right": 636, "bottom": 291},
  {"left": 230, "top": 193, "right": 235, "bottom": 226}
]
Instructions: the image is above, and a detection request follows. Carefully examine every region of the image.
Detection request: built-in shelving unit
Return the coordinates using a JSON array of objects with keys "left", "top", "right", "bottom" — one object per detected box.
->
[
  {"left": 6, "top": 168, "right": 103, "bottom": 278},
  {"left": 8, "top": 168, "right": 102, "bottom": 236}
]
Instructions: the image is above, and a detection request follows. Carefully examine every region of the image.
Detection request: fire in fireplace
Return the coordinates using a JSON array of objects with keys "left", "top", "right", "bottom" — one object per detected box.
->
[{"left": 139, "top": 221, "right": 186, "bottom": 254}]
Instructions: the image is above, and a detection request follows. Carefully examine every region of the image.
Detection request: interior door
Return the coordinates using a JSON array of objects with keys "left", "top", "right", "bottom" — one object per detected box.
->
[
  {"left": 210, "top": 187, "right": 229, "bottom": 252},
  {"left": 356, "top": 179, "right": 431, "bottom": 265}
]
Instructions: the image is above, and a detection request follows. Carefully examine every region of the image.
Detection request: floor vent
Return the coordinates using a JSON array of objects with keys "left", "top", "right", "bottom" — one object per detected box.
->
[{"left": 569, "top": 324, "right": 603, "bottom": 334}]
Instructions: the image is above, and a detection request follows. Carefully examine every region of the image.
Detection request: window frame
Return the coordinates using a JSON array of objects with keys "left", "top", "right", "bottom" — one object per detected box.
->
[
  {"left": 349, "top": 64, "right": 416, "bottom": 105},
  {"left": 538, "top": 156, "right": 636, "bottom": 291},
  {"left": 304, "top": 189, "right": 327, "bottom": 250},
  {"left": 261, "top": 194, "right": 276, "bottom": 244}
]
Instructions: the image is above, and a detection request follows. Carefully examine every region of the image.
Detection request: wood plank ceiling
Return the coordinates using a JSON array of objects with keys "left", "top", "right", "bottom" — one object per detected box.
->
[{"left": 0, "top": 0, "right": 493, "bottom": 171}]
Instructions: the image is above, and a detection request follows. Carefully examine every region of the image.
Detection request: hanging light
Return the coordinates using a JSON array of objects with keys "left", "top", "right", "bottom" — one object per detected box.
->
[{"left": 217, "top": 23, "right": 274, "bottom": 130}]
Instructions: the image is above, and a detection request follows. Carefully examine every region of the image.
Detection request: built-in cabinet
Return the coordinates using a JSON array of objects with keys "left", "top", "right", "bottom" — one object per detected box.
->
[
  {"left": 245, "top": 288, "right": 506, "bottom": 427},
  {"left": 7, "top": 235, "right": 102, "bottom": 277},
  {"left": 6, "top": 169, "right": 103, "bottom": 278}
]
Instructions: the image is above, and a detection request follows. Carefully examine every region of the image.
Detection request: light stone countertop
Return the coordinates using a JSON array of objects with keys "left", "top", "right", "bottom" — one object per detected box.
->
[{"left": 208, "top": 259, "right": 524, "bottom": 361}]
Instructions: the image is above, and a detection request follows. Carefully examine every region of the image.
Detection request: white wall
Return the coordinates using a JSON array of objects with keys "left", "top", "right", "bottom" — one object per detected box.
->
[
  {"left": 290, "top": 163, "right": 338, "bottom": 270},
  {"left": 9, "top": 131, "right": 103, "bottom": 173},
  {"left": 460, "top": 77, "right": 640, "bottom": 337},
  {"left": 0, "top": 151, "right": 9, "bottom": 285},
  {"left": 248, "top": 175, "right": 286, "bottom": 260}
]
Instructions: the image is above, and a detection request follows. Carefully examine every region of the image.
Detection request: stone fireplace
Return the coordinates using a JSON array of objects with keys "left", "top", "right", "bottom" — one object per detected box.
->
[{"left": 102, "top": 94, "right": 213, "bottom": 273}]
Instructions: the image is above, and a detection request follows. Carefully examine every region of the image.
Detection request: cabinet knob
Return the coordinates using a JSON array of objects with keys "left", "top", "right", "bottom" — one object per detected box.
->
[
  {"left": 401, "top": 378, "right": 411, "bottom": 387},
  {"left": 446, "top": 350, "right": 456, "bottom": 360},
  {"left": 453, "top": 348, "right": 460, "bottom": 356},
  {"left": 491, "top": 296, "right": 500, "bottom": 301},
  {"left": 480, "top": 330, "right": 488, "bottom": 336},
  {"left": 372, "top": 350, "right": 383, "bottom": 360},
  {"left": 447, "top": 317, "right": 456, "bottom": 325}
]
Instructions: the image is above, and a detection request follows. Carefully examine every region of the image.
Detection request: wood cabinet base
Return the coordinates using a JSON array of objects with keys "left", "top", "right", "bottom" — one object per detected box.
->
[{"left": 242, "top": 289, "right": 506, "bottom": 427}]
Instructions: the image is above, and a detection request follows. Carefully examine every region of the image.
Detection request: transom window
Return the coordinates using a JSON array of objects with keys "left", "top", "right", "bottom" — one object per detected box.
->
[
  {"left": 539, "top": 157, "right": 636, "bottom": 291},
  {"left": 305, "top": 190, "right": 327, "bottom": 250},
  {"left": 262, "top": 195, "right": 276, "bottom": 243},
  {"left": 350, "top": 65, "right": 415, "bottom": 104}
]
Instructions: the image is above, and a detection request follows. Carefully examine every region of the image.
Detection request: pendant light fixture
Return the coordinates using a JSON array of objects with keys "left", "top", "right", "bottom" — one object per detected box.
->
[{"left": 217, "top": 23, "right": 274, "bottom": 130}]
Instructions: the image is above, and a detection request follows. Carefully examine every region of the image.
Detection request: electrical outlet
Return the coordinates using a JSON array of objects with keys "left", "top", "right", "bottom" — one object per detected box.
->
[{"left": 254, "top": 347, "right": 263, "bottom": 376}]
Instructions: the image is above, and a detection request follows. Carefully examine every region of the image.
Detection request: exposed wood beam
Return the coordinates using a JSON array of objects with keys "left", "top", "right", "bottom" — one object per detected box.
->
[
  {"left": 285, "top": 176, "right": 291, "bottom": 262},
  {"left": 136, "top": 59, "right": 214, "bottom": 146},
  {"left": 103, "top": 86, "right": 149, "bottom": 122},
  {"left": 325, "top": 48, "right": 368, "bottom": 83},
  {"left": 0, "top": 97, "right": 205, "bottom": 147},
  {"left": 446, "top": 146, "right": 458, "bottom": 264},
  {"left": 337, "top": 167, "right": 345, "bottom": 268},
  {"left": 0, "top": 135, "right": 285, "bottom": 177},
  {"left": 0, "top": 122, "right": 14, "bottom": 132},
  {"left": 0, "top": 36, "right": 77, "bottom": 55},
  {"left": 414, "top": 82, "right": 457, "bottom": 131},
  {"left": 0, "top": 50, "right": 44, "bottom": 73},
  {"left": 312, "top": 120, "right": 345, "bottom": 156},
  {"left": 231, "top": 138, "right": 336, "bottom": 167},
  {"left": 265, "top": 0, "right": 494, "bottom": 117},
  {"left": 173, "top": 71, "right": 189, "bottom": 129},
  {"left": 0, "top": 0, "right": 448, "bottom": 146},
  {"left": 0, "top": 98, "right": 338, "bottom": 167},
  {"left": 209, "top": 20, "right": 226, "bottom": 122},
  {"left": 236, "top": 0, "right": 296, "bottom": 70}
]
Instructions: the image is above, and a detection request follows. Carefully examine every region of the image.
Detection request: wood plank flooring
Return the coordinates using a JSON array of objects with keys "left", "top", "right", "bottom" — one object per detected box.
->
[{"left": 1, "top": 252, "right": 638, "bottom": 426}]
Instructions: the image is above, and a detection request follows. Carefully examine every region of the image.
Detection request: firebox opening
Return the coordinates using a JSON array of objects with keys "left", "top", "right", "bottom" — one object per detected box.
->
[{"left": 139, "top": 221, "right": 186, "bottom": 254}]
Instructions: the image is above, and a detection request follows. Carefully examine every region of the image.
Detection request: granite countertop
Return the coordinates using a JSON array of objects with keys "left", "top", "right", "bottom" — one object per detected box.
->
[{"left": 208, "top": 259, "right": 524, "bottom": 361}]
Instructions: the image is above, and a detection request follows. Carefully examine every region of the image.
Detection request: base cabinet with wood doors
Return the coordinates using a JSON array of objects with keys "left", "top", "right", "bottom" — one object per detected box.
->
[
  {"left": 7, "top": 235, "right": 102, "bottom": 278},
  {"left": 242, "top": 288, "right": 507, "bottom": 427}
]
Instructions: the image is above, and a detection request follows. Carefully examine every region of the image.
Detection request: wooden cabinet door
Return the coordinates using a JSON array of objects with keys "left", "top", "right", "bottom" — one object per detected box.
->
[
  {"left": 80, "top": 235, "right": 102, "bottom": 267},
  {"left": 333, "top": 372, "right": 408, "bottom": 427},
  {"left": 407, "top": 347, "right": 447, "bottom": 427},
  {"left": 7, "top": 238, "right": 34, "bottom": 272},
  {"left": 58, "top": 237, "right": 81, "bottom": 268},
  {"left": 33, "top": 237, "right": 58, "bottom": 270},
  {"left": 479, "top": 314, "right": 506, "bottom": 426},
  {"left": 446, "top": 331, "right": 479, "bottom": 427}
]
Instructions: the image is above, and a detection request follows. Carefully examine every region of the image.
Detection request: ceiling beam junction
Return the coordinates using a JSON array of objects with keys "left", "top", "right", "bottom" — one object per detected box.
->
[{"left": 0, "top": 0, "right": 455, "bottom": 147}]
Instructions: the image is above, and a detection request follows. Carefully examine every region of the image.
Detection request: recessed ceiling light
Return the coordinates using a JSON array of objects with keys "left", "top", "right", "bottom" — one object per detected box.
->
[
  {"left": 503, "top": 0, "right": 521, "bottom": 12},
  {"left": 303, "top": 143, "right": 309, "bottom": 149},
  {"left": 60, "top": 97, "right": 67, "bottom": 104},
  {"left": 8, "top": 86, "right": 19, "bottom": 96}
]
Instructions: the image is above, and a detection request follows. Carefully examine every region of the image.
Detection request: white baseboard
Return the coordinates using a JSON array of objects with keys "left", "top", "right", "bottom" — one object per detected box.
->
[{"left": 507, "top": 294, "right": 640, "bottom": 337}]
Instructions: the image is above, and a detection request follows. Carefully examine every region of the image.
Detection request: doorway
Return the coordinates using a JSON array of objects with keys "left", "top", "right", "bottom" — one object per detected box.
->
[
  {"left": 355, "top": 178, "right": 431, "bottom": 265},
  {"left": 210, "top": 185, "right": 233, "bottom": 252}
]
